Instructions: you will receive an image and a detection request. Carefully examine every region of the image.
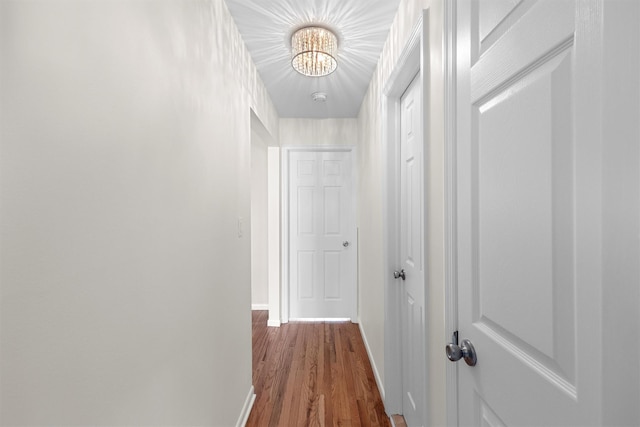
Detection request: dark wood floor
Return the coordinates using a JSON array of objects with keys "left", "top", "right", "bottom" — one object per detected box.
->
[{"left": 247, "top": 311, "right": 392, "bottom": 427}]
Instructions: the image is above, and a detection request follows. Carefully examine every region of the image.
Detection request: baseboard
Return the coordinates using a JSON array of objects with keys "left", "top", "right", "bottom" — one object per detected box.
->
[
  {"left": 235, "top": 385, "right": 256, "bottom": 427},
  {"left": 267, "top": 319, "right": 281, "bottom": 327},
  {"left": 251, "top": 304, "right": 269, "bottom": 311},
  {"left": 358, "top": 322, "right": 385, "bottom": 403}
]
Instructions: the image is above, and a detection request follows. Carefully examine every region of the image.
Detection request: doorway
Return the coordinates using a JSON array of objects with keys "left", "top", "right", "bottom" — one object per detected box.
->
[
  {"left": 382, "top": 11, "right": 429, "bottom": 426},
  {"left": 250, "top": 111, "right": 281, "bottom": 327},
  {"left": 282, "top": 147, "right": 358, "bottom": 321},
  {"left": 250, "top": 113, "right": 269, "bottom": 312}
]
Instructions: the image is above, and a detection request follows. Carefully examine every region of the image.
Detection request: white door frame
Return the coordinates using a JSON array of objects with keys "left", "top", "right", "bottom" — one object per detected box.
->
[
  {"left": 443, "top": 1, "right": 458, "bottom": 425},
  {"left": 382, "top": 10, "right": 429, "bottom": 417},
  {"left": 281, "top": 146, "right": 358, "bottom": 323}
]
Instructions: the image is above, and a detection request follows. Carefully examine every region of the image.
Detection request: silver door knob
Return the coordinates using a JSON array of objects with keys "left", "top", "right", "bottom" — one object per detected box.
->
[
  {"left": 393, "top": 269, "right": 406, "bottom": 280},
  {"left": 446, "top": 338, "right": 477, "bottom": 366},
  {"left": 343, "top": 241, "right": 350, "bottom": 247}
]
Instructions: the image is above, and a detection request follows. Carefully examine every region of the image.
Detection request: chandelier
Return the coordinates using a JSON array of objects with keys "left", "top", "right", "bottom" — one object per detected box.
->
[{"left": 291, "top": 26, "right": 338, "bottom": 77}]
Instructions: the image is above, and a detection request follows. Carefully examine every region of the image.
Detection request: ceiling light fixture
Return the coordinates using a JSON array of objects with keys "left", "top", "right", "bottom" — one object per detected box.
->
[{"left": 291, "top": 26, "right": 337, "bottom": 77}]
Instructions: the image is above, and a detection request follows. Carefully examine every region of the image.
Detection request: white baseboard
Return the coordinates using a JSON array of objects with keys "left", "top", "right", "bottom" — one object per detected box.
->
[
  {"left": 251, "top": 304, "right": 269, "bottom": 311},
  {"left": 236, "top": 385, "right": 256, "bottom": 427},
  {"left": 267, "top": 319, "right": 281, "bottom": 327},
  {"left": 358, "top": 322, "right": 385, "bottom": 403}
]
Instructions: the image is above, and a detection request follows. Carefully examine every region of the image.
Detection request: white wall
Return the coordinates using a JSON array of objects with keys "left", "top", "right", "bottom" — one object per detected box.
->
[
  {"left": 0, "top": 1, "right": 278, "bottom": 425},
  {"left": 267, "top": 147, "right": 281, "bottom": 327},
  {"left": 251, "top": 117, "right": 269, "bottom": 308},
  {"left": 280, "top": 118, "right": 358, "bottom": 147},
  {"left": 356, "top": 0, "right": 447, "bottom": 424}
]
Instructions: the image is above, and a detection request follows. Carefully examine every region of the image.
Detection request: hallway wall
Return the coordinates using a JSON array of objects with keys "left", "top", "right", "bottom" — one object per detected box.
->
[
  {"left": 280, "top": 118, "right": 358, "bottom": 147},
  {"left": 0, "top": 1, "right": 277, "bottom": 425},
  {"left": 356, "top": 0, "right": 447, "bottom": 424},
  {"left": 251, "top": 117, "right": 269, "bottom": 308}
]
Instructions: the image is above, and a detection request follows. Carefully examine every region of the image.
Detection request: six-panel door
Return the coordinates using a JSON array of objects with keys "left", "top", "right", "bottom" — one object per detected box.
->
[{"left": 289, "top": 150, "right": 357, "bottom": 320}]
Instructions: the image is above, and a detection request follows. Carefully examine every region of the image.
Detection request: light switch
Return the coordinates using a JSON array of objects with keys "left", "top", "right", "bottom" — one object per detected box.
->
[{"left": 238, "top": 217, "right": 244, "bottom": 238}]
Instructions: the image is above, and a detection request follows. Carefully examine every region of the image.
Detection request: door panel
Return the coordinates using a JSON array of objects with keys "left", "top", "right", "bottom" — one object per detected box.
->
[
  {"left": 289, "top": 150, "right": 357, "bottom": 319},
  {"left": 323, "top": 251, "right": 341, "bottom": 299},
  {"left": 297, "top": 251, "right": 314, "bottom": 299},
  {"left": 474, "top": 50, "right": 575, "bottom": 381},
  {"left": 400, "top": 73, "right": 425, "bottom": 427},
  {"left": 297, "top": 187, "right": 314, "bottom": 235},
  {"left": 323, "top": 186, "right": 341, "bottom": 235},
  {"left": 477, "top": 394, "right": 507, "bottom": 427},
  {"left": 456, "top": 0, "right": 600, "bottom": 425}
]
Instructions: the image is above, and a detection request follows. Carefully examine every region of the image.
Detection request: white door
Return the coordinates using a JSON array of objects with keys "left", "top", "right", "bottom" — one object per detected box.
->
[
  {"left": 288, "top": 149, "right": 357, "bottom": 320},
  {"left": 455, "top": 0, "right": 602, "bottom": 424},
  {"left": 399, "top": 74, "right": 425, "bottom": 427}
]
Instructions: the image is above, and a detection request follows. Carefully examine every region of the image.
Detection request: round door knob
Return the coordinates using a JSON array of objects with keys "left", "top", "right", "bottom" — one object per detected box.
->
[
  {"left": 446, "top": 343, "right": 463, "bottom": 361},
  {"left": 343, "top": 241, "right": 350, "bottom": 247},
  {"left": 393, "top": 269, "right": 406, "bottom": 280},
  {"left": 445, "top": 339, "right": 477, "bottom": 366}
]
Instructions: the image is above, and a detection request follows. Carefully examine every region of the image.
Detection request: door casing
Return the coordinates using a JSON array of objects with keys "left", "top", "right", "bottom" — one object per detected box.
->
[{"left": 382, "top": 10, "right": 429, "bottom": 419}]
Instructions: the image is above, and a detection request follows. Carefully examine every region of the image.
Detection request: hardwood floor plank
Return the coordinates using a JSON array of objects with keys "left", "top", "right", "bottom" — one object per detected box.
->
[
  {"left": 300, "top": 323, "right": 321, "bottom": 426},
  {"left": 330, "top": 325, "right": 348, "bottom": 425},
  {"left": 281, "top": 323, "right": 306, "bottom": 426},
  {"left": 323, "top": 324, "right": 335, "bottom": 427},
  {"left": 391, "top": 414, "right": 408, "bottom": 427},
  {"left": 343, "top": 326, "right": 363, "bottom": 426},
  {"left": 247, "top": 312, "right": 391, "bottom": 427}
]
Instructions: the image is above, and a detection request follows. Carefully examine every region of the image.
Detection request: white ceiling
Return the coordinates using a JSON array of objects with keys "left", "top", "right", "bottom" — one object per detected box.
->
[{"left": 224, "top": 0, "right": 400, "bottom": 118}]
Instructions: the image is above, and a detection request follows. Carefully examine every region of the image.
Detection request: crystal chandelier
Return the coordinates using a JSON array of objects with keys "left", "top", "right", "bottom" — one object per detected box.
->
[{"left": 291, "top": 26, "right": 338, "bottom": 77}]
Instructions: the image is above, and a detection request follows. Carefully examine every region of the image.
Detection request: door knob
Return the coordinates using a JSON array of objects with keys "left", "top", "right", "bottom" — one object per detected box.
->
[
  {"left": 446, "top": 333, "right": 477, "bottom": 366},
  {"left": 393, "top": 269, "right": 406, "bottom": 280},
  {"left": 343, "top": 241, "right": 350, "bottom": 247}
]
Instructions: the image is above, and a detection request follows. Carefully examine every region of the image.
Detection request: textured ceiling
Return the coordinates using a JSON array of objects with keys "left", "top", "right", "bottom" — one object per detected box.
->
[{"left": 224, "top": 0, "right": 400, "bottom": 118}]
